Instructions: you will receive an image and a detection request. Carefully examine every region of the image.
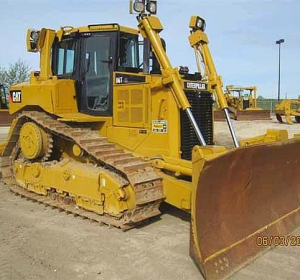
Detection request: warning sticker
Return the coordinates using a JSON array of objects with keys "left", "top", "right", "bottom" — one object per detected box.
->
[{"left": 152, "top": 120, "right": 168, "bottom": 133}]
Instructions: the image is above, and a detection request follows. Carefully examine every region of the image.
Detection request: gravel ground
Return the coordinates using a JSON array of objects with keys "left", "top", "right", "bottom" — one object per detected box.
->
[
  {"left": 214, "top": 116, "right": 300, "bottom": 148},
  {"left": 0, "top": 127, "right": 9, "bottom": 142},
  {"left": 1, "top": 118, "right": 300, "bottom": 280}
]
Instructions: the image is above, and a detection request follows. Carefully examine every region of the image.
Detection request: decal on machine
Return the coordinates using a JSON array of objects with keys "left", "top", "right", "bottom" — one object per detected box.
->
[
  {"left": 115, "top": 73, "right": 146, "bottom": 84},
  {"left": 152, "top": 120, "right": 168, "bottom": 133},
  {"left": 184, "top": 82, "right": 207, "bottom": 90},
  {"left": 10, "top": 90, "right": 22, "bottom": 103}
]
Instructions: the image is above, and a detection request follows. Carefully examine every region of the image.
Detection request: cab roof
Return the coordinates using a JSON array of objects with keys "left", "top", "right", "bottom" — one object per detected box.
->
[{"left": 60, "top": 24, "right": 139, "bottom": 36}]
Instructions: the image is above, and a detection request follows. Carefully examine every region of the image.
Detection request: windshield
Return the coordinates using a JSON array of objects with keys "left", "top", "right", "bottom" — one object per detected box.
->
[{"left": 118, "top": 32, "right": 139, "bottom": 70}]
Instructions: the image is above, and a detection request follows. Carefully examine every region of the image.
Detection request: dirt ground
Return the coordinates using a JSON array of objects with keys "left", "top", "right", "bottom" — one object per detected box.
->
[
  {"left": 1, "top": 118, "right": 300, "bottom": 280},
  {"left": 214, "top": 116, "right": 300, "bottom": 148}
]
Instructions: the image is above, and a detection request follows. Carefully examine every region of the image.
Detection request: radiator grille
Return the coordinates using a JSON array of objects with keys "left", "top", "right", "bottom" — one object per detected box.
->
[{"left": 180, "top": 91, "right": 214, "bottom": 160}]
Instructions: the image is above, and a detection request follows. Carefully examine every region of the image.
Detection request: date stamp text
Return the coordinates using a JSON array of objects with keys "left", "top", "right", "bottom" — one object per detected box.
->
[{"left": 257, "top": 236, "right": 300, "bottom": 247}]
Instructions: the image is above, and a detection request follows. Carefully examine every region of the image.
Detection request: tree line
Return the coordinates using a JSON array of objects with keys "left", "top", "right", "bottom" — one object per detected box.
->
[{"left": 0, "top": 60, "right": 30, "bottom": 87}]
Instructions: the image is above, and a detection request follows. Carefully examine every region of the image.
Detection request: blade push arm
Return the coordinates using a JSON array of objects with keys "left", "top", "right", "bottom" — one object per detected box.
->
[{"left": 188, "top": 17, "right": 239, "bottom": 147}]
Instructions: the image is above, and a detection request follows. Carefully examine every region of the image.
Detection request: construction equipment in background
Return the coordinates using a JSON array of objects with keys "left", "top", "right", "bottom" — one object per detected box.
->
[
  {"left": 225, "top": 85, "right": 271, "bottom": 120},
  {"left": 1, "top": 2, "right": 300, "bottom": 280},
  {"left": 0, "top": 84, "right": 13, "bottom": 126},
  {"left": 214, "top": 85, "right": 271, "bottom": 121},
  {"left": 213, "top": 107, "right": 226, "bottom": 122},
  {"left": 275, "top": 97, "right": 300, "bottom": 124}
]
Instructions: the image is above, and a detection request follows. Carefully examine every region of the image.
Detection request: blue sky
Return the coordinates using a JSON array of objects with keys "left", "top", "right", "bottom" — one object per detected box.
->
[{"left": 0, "top": 0, "right": 299, "bottom": 98}]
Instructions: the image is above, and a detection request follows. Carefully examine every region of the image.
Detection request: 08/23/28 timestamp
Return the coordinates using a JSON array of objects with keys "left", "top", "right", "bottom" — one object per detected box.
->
[{"left": 257, "top": 236, "right": 300, "bottom": 247}]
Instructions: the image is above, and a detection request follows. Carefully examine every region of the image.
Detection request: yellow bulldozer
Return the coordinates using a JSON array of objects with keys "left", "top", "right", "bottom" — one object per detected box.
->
[
  {"left": 214, "top": 85, "right": 271, "bottom": 121},
  {"left": 1, "top": 1, "right": 300, "bottom": 280},
  {"left": 215, "top": 85, "right": 271, "bottom": 121},
  {"left": 275, "top": 97, "right": 300, "bottom": 124},
  {"left": 0, "top": 83, "right": 13, "bottom": 126},
  {"left": 225, "top": 85, "right": 271, "bottom": 120}
]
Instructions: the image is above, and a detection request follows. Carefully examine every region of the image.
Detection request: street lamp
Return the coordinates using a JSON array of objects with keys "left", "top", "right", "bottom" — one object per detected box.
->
[{"left": 276, "top": 38, "right": 285, "bottom": 103}]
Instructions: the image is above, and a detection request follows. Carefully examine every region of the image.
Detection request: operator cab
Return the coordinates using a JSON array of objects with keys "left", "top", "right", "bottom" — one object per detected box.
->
[
  {"left": 51, "top": 25, "right": 141, "bottom": 116},
  {"left": 228, "top": 88, "right": 251, "bottom": 109}
]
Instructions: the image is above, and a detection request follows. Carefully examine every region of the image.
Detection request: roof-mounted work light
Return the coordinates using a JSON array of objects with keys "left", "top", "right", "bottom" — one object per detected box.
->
[
  {"left": 189, "top": 16, "right": 206, "bottom": 32},
  {"left": 146, "top": 1, "right": 157, "bottom": 14},
  {"left": 133, "top": 0, "right": 145, "bottom": 13},
  {"left": 130, "top": 0, "right": 157, "bottom": 15}
]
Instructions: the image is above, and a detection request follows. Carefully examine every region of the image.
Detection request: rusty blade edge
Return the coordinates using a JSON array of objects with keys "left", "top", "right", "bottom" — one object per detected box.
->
[{"left": 203, "top": 205, "right": 300, "bottom": 264}]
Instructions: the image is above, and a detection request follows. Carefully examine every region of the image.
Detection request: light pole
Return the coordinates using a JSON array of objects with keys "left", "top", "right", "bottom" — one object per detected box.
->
[{"left": 276, "top": 39, "right": 284, "bottom": 103}]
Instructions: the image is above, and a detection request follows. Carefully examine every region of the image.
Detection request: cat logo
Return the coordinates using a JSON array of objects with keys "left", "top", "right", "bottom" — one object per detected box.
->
[
  {"left": 184, "top": 82, "right": 207, "bottom": 90},
  {"left": 10, "top": 90, "right": 22, "bottom": 103}
]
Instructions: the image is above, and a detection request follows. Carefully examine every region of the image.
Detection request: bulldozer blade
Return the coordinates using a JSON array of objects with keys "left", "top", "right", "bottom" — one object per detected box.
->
[
  {"left": 0, "top": 110, "right": 13, "bottom": 126},
  {"left": 191, "top": 139, "right": 300, "bottom": 280},
  {"left": 214, "top": 110, "right": 225, "bottom": 121},
  {"left": 235, "top": 109, "right": 271, "bottom": 121}
]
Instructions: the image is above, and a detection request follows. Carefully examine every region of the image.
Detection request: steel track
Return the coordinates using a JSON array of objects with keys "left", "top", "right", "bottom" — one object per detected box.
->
[{"left": 1, "top": 111, "right": 164, "bottom": 230}]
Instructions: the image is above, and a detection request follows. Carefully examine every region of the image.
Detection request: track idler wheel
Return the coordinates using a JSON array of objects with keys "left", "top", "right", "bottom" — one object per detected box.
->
[{"left": 20, "top": 122, "right": 53, "bottom": 160}]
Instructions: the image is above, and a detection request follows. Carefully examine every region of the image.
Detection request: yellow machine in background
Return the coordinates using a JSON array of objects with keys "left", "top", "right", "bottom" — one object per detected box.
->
[
  {"left": 0, "top": 84, "right": 13, "bottom": 126},
  {"left": 224, "top": 85, "right": 270, "bottom": 120},
  {"left": 226, "top": 85, "right": 258, "bottom": 108},
  {"left": 1, "top": 2, "right": 300, "bottom": 280},
  {"left": 275, "top": 97, "right": 300, "bottom": 124},
  {"left": 214, "top": 85, "right": 270, "bottom": 121}
]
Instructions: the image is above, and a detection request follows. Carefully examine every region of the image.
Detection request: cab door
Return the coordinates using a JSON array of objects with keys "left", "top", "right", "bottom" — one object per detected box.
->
[{"left": 79, "top": 33, "right": 117, "bottom": 116}]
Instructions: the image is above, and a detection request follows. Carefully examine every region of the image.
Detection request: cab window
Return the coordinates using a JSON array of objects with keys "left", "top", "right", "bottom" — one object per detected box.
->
[
  {"left": 53, "top": 39, "right": 75, "bottom": 76},
  {"left": 118, "top": 33, "right": 139, "bottom": 72}
]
